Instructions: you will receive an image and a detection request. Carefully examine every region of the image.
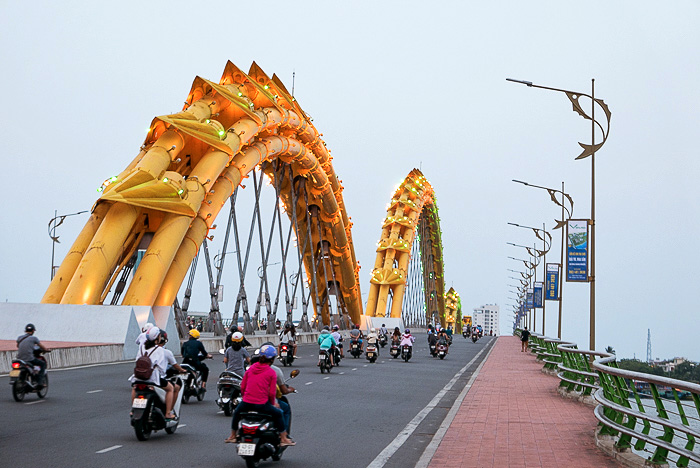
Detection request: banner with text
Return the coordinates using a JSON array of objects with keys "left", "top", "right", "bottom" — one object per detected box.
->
[
  {"left": 526, "top": 288, "right": 534, "bottom": 309},
  {"left": 533, "top": 282, "right": 543, "bottom": 308},
  {"left": 566, "top": 219, "right": 589, "bottom": 282},
  {"left": 545, "top": 263, "right": 560, "bottom": 300}
]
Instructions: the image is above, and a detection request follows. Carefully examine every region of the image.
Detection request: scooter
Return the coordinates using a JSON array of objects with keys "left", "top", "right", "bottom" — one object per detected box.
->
[
  {"left": 278, "top": 343, "right": 294, "bottom": 367},
  {"left": 332, "top": 345, "right": 343, "bottom": 366},
  {"left": 463, "top": 329, "right": 469, "bottom": 339},
  {"left": 401, "top": 344, "right": 412, "bottom": 362},
  {"left": 318, "top": 349, "right": 333, "bottom": 373},
  {"left": 437, "top": 343, "right": 448, "bottom": 359},
  {"left": 9, "top": 350, "right": 50, "bottom": 402},
  {"left": 216, "top": 370, "right": 242, "bottom": 416},
  {"left": 235, "top": 370, "right": 299, "bottom": 468},
  {"left": 130, "top": 373, "right": 185, "bottom": 441},
  {"left": 180, "top": 363, "right": 206, "bottom": 403},
  {"left": 429, "top": 342, "right": 437, "bottom": 357},
  {"left": 349, "top": 339, "right": 362, "bottom": 358},
  {"left": 389, "top": 341, "right": 400, "bottom": 359},
  {"left": 365, "top": 343, "right": 378, "bottom": 363},
  {"left": 378, "top": 333, "right": 388, "bottom": 348},
  {"left": 471, "top": 333, "right": 478, "bottom": 343}
]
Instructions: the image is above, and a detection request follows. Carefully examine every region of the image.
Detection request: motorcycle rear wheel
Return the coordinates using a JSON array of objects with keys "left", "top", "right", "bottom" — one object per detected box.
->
[
  {"left": 224, "top": 404, "right": 232, "bottom": 417},
  {"left": 182, "top": 392, "right": 190, "bottom": 404},
  {"left": 197, "top": 388, "right": 205, "bottom": 401},
  {"left": 12, "top": 380, "right": 26, "bottom": 402},
  {"left": 439, "top": 355, "right": 445, "bottom": 360},
  {"left": 244, "top": 456, "right": 259, "bottom": 468},
  {"left": 133, "top": 419, "right": 152, "bottom": 441},
  {"left": 37, "top": 375, "right": 49, "bottom": 398},
  {"left": 165, "top": 422, "right": 178, "bottom": 434}
]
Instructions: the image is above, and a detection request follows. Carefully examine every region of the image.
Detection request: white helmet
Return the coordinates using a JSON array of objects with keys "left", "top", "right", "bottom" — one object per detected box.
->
[
  {"left": 146, "top": 326, "right": 161, "bottom": 341},
  {"left": 142, "top": 322, "right": 154, "bottom": 333}
]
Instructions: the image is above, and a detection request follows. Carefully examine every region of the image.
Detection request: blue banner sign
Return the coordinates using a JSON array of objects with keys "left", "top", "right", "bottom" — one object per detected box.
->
[
  {"left": 533, "top": 282, "right": 543, "bottom": 308},
  {"left": 566, "top": 219, "right": 589, "bottom": 282},
  {"left": 526, "top": 288, "right": 534, "bottom": 309},
  {"left": 545, "top": 263, "right": 560, "bottom": 300}
]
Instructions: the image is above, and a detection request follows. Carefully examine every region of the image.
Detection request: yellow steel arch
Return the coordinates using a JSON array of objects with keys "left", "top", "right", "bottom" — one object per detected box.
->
[
  {"left": 445, "top": 287, "right": 462, "bottom": 333},
  {"left": 42, "top": 61, "right": 362, "bottom": 326},
  {"left": 365, "top": 169, "right": 446, "bottom": 326}
]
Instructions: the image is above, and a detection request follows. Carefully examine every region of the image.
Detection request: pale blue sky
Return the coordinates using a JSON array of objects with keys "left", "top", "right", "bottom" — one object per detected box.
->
[{"left": 1, "top": 1, "right": 698, "bottom": 361}]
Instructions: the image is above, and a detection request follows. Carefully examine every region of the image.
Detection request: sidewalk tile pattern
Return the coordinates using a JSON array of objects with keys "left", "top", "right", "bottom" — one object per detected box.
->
[{"left": 429, "top": 336, "right": 619, "bottom": 468}]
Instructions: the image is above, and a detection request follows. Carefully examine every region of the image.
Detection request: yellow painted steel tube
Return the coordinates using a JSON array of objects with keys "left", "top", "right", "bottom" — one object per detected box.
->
[
  {"left": 60, "top": 202, "right": 141, "bottom": 304},
  {"left": 41, "top": 202, "right": 111, "bottom": 303}
]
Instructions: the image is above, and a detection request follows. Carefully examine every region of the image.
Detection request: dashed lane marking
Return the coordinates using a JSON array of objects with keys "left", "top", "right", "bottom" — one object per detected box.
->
[
  {"left": 96, "top": 445, "right": 122, "bottom": 454},
  {"left": 323, "top": 377, "right": 330, "bottom": 380},
  {"left": 305, "top": 381, "right": 313, "bottom": 385},
  {"left": 339, "top": 372, "right": 345, "bottom": 375},
  {"left": 87, "top": 389, "right": 103, "bottom": 394},
  {"left": 351, "top": 368, "right": 357, "bottom": 371},
  {"left": 25, "top": 400, "right": 45, "bottom": 405}
]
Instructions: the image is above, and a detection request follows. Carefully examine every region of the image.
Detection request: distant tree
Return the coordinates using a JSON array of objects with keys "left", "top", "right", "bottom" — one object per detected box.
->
[
  {"left": 670, "top": 361, "right": 699, "bottom": 384},
  {"left": 617, "top": 359, "right": 666, "bottom": 377},
  {"left": 605, "top": 346, "right": 615, "bottom": 355}
]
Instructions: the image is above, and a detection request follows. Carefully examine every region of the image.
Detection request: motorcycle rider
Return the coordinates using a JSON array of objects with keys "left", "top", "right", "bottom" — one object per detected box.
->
[
  {"left": 437, "top": 329, "right": 449, "bottom": 353},
  {"left": 159, "top": 331, "right": 187, "bottom": 398},
  {"left": 181, "top": 329, "right": 212, "bottom": 389},
  {"left": 224, "top": 332, "right": 250, "bottom": 376},
  {"left": 391, "top": 327, "right": 401, "bottom": 344},
  {"left": 225, "top": 325, "right": 252, "bottom": 349},
  {"left": 349, "top": 324, "right": 364, "bottom": 352},
  {"left": 366, "top": 328, "right": 379, "bottom": 356},
  {"left": 318, "top": 326, "right": 338, "bottom": 366},
  {"left": 330, "top": 325, "right": 344, "bottom": 358},
  {"left": 400, "top": 329, "right": 415, "bottom": 349},
  {"left": 226, "top": 345, "right": 295, "bottom": 446},
  {"left": 16, "top": 323, "right": 50, "bottom": 387},
  {"left": 379, "top": 323, "right": 388, "bottom": 337},
  {"left": 279, "top": 323, "right": 298, "bottom": 359},
  {"left": 131, "top": 327, "right": 178, "bottom": 419}
]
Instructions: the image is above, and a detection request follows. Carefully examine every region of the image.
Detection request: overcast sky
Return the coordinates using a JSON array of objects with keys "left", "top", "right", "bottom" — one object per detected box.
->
[{"left": 1, "top": 1, "right": 698, "bottom": 361}]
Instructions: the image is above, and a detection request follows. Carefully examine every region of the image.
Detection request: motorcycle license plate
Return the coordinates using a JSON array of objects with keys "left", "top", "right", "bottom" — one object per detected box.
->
[
  {"left": 367, "top": 353, "right": 374, "bottom": 357},
  {"left": 318, "top": 354, "right": 325, "bottom": 360},
  {"left": 280, "top": 351, "right": 287, "bottom": 356},
  {"left": 132, "top": 398, "right": 148, "bottom": 409},
  {"left": 238, "top": 443, "right": 256, "bottom": 456},
  {"left": 9, "top": 369, "right": 20, "bottom": 378}
]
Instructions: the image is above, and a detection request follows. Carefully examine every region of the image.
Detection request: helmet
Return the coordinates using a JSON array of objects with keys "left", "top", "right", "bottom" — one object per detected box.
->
[
  {"left": 146, "top": 326, "right": 161, "bottom": 341},
  {"left": 160, "top": 331, "right": 168, "bottom": 343},
  {"left": 355, "top": 324, "right": 360, "bottom": 329},
  {"left": 284, "top": 323, "right": 291, "bottom": 329},
  {"left": 25, "top": 323, "right": 35, "bottom": 332},
  {"left": 189, "top": 329, "right": 200, "bottom": 339},
  {"left": 332, "top": 325, "right": 339, "bottom": 330},
  {"left": 323, "top": 325, "right": 330, "bottom": 331},
  {"left": 231, "top": 332, "right": 244, "bottom": 342},
  {"left": 382, "top": 323, "right": 386, "bottom": 327},
  {"left": 142, "top": 322, "right": 154, "bottom": 333},
  {"left": 405, "top": 329, "right": 410, "bottom": 334},
  {"left": 259, "top": 344, "right": 277, "bottom": 359}
]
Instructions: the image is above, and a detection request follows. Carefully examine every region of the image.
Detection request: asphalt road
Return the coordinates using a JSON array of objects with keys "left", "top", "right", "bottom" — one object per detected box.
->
[{"left": 0, "top": 335, "right": 495, "bottom": 468}]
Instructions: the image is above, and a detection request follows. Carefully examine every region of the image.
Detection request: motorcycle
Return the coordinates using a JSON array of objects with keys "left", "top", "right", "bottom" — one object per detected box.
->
[
  {"left": 278, "top": 343, "right": 294, "bottom": 367},
  {"left": 429, "top": 341, "right": 437, "bottom": 357},
  {"left": 332, "top": 345, "right": 343, "bottom": 366},
  {"left": 180, "top": 362, "right": 206, "bottom": 403},
  {"left": 318, "top": 348, "right": 333, "bottom": 373},
  {"left": 365, "top": 343, "right": 378, "bottom": 363},
  {"left": 349, "top": 339, "right": 362, "bottom": 358},
  {"left": 130, "top": 373, "right": 185, "bottom": 441},
  {"left": 401, "top": 344, "right": 412, "bottom": 362},
  {"left": 234, "top": 369, "right": 299, "bottom": 468},
  {"left": 462, "top": 329, "right": 469, "bottom": 339},
  {"left": 216, "top": 370, "right": 242, "bottom": 416},
  {"left": 389, "top": 341, "right": 400, "bottom": 359},
  {"left": 447, "top": 335, "right": 453, "bottom": 346},
  {"left": 378, "top": 333, "right": 388, "bottom": 348},
  {"left": 437, "top": 343, "right": 448, "bottom": 359},
  {"left": 9, "top": 350, "right": 50, "bottom": 401},
  {"left": 471, "top": 333, "right": 478, "bottom": 343}
]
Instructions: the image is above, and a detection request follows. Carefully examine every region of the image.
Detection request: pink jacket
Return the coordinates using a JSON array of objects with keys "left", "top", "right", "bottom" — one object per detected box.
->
[{"left": 240, "top": 362, "right": 277, "bottom": 405}]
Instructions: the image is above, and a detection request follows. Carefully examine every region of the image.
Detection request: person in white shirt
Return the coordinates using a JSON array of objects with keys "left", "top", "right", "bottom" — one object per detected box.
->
[
  {"left": 130, "top": 327, "right": 178, "bottom": 419},
  {"left": 331, "top": 325, "right": 344, "bottom": 357},
  {"left": 279, "top": 323, "right": 298, "bottom": 358},
  {"left": 135, "top": 322, "right": 155, "bottom": 355}
]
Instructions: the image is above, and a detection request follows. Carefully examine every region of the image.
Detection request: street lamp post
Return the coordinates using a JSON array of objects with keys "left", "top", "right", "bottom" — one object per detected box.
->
[
  {"left": 507, "top": 77, "right": 611, "bottom": 350},
  {"left": 513, "top": 180, "right": 574, "bottom": 338},
  {"left": 48, "top": 210, "right": 89, "bottom": 280}
]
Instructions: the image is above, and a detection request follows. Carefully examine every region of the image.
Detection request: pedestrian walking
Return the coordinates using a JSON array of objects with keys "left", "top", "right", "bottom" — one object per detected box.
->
[{"left": 520, "top": 327, "right": 531, "bottom": 352}]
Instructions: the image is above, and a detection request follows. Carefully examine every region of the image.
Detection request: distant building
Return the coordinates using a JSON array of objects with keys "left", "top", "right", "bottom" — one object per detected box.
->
[
  {"left": 473, "top": 304, "right": 499, "bottom": 336},
  {"left": 650, "top": 357, "right": 687, "bottom": 373}
]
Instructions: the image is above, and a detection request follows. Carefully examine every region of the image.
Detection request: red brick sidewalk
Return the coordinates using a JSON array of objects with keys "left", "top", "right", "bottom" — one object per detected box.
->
[{"left": 429, "top": 336, "right": 619, "bottom": 468}]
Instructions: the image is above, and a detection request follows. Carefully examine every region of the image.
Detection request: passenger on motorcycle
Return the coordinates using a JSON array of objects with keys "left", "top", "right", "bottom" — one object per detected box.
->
[
  {"left": 224, "top": 332, "right": 250, "bottom": 376},
  {"left": 318, "top": 326, "right": 338, "bottom": 366},
  {"left": 391, "top": 327, "right": 401, "bottom": 344},
  {"left": 446, "top": 326, "right": 453, "bottom": 338},
  {"left": 437, "top": 329, "right": 449, "bottom": 351},
  {"left": 252, "top": 342, "right": 295, "bottom": 434},
  {"left": 159, "top": 331, "right": 187, "bottom": 397},
  {"left": 400, "top": 329, "right": 415, "bottom": 348},
  {"left": 279, "top": 323, "right": 298, "bottom": 359},
  {"left": 181, "top": 329, "right": 212, "bottom": 389},
  {"left": 226, "top": 345, "right": 295, "bottom": 446},
  {"left": 16, "top": 323, "right": 50, "bottom": 387},
  {"left": 130, "top": 327, "right": 178, "bottom": 419},
  {"left": 330, "top": 325, "right": 344, "bottom": 357},
  {"left": 135, "top": 322, "right": 154, "bottom": 354}
]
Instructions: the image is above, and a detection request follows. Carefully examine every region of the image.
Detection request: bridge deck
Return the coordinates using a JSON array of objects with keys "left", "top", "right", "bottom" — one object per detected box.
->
[{"left": 429, "top": 336, "right": 619, "bottom": 468}]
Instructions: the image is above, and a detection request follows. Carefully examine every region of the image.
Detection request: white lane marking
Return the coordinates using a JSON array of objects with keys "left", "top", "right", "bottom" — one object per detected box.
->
[
  {"left": 305, "top": 381, "right": 313, "bottom": 385},
  {"left": 339, "top": 372, "right": 345, "bottom": 375},
  {"left": 363, "top": 364, "right": 368, "bottom": 367},
  {"left": 87, "top": 389, "right": 103, "bottom": 394},
  {"left": 323, "top": 377, "right": 330, "bottom": 380},
  {"left": 415, "top": 341, "right": 497, "bottom": 468},
  {"left": 96, "top": 445, "right": 122, "bottom": 454},
  {"left": 366, "top": 342, "right": 493, "bottom": 468},
  {"left": 352, "top": 368, "right": 357, "bottom": 371},
  {"left": 217, "top": 410, "right": 224, "bottom": 414},
  {"left": 25, "top": 400, "right": 45, "bottom": 405},
  {"left": 179, "top": 424, "right": 187, "bottom": 428}
]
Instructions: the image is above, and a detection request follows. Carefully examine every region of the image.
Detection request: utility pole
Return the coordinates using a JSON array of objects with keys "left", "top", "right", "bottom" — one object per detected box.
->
[{"left": 646, "top": 329, "right": 652, "bottom": 363}]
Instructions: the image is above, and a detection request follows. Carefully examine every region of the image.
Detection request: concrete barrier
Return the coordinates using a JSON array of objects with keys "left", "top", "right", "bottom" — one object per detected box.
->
[{"left": 1, "top": 344, "right": 125, "bottom": 373}]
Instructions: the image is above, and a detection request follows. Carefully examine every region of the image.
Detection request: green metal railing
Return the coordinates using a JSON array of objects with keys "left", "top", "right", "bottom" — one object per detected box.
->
[{"left": 516, "top": 329, "right": 700, "bottom": 466}]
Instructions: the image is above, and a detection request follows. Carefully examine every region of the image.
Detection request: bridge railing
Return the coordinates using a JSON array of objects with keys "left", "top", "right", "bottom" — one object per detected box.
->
[{"left": 519, "top": 330, "right": 700, "bottom": 466}]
